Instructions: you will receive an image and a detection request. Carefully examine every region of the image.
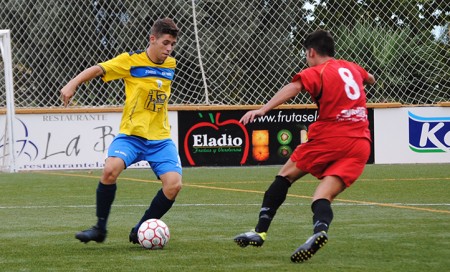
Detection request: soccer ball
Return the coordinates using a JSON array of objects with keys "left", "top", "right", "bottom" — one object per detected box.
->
[{"left": 137, "top": 219, "right": 170, "bottom": 249}]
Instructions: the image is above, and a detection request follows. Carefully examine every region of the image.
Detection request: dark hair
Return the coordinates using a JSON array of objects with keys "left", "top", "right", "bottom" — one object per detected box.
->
[
  {"left": 151, "top": 18, "right": 179, "bottom": 38},
  {"left": 303, "top": 30, "right": 335, "bottom": 57}
]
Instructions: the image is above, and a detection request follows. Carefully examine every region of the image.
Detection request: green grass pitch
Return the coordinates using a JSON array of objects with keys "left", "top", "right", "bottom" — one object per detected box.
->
[{"left": 0, "top": 164, "right": 449, "bottom": 271}]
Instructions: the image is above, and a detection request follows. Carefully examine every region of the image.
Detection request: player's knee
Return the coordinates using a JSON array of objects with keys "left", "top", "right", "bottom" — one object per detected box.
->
[
  {"left": 163, "top": 180, "right": 182, "bottom": 200},
  {"left": 101, "top": 158, "right": 124, "bottom": 184},
  {"left": 101, "top": 166, "right": 120, "bottom": 184},
  {"left": 171, "top": 180, "right": 182, "bottom": 193}
]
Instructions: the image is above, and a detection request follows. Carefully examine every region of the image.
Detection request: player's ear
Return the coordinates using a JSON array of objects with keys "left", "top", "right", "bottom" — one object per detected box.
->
[
  {"left": 308, "top": 48, "right": 316, "bottom": 58},
  {"left": 149, "top": 34, "right": 156, "bottom": 44}
]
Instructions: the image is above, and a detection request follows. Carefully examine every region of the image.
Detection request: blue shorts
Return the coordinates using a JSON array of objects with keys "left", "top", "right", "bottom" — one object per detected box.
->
[{"left": 108, "top": 134, "right": 182, "bottom": 178}]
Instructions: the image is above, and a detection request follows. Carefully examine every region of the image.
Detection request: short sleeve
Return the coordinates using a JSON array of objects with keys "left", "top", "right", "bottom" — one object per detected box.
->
[
  {"left": 348, "top": 62, "right": 369, "bottom": 82},
  {"left": 98, "top": 52, "right": 131, "bottom": 82},
  {"left": 292, "top": 68, "right": 322, "bottom": 98}
]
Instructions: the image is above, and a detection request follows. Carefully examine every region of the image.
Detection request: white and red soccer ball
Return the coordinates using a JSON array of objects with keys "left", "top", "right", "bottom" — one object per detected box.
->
[{"left": 137, "top": 219, "right": 170, "bottom": 249}]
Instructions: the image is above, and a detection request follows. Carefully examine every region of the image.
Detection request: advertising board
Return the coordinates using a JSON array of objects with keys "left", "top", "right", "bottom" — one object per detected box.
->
[
  {"left": 0, "top": 112, "right": 178, "bottom": 170},
  {"left": 374, "top": 107, "right": 450, "bottom": 163},
  {"left": 178, "top": 109, "right": 375, "bottom": 166}
]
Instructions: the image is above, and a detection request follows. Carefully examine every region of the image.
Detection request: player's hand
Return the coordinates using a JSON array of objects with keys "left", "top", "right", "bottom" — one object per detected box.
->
[
  {"left": 60, "top": 83, "right": 77, "bottom": 107},
  {"left": 240, "top": 109, "right": 265, "bottom": 125}
]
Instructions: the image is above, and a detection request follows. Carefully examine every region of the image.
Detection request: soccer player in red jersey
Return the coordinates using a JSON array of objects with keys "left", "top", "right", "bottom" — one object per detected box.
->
[{"left": 234, "top": 29, "right": 376, "bottom": 263}]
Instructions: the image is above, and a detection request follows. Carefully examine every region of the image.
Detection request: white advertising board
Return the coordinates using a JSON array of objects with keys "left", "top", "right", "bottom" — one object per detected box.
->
[
  {"left": 374, "top": 107, "right": 450, "bottom": 164},
  {"left": 2, "top": 107, "right": 449, "bottom": 169},
  {"left": 0, "top": 112, "right": 178, "bottom": 171}
]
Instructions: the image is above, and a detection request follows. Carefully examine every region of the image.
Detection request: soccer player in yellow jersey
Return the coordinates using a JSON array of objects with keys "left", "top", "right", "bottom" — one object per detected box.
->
[{"left": 60, "top": 18, "right": 182, "bottom": 244}]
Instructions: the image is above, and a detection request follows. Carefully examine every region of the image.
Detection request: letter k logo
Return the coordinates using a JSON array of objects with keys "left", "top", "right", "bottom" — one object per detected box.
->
[{"left": 420, "top": 123, "right": 449, "bottom": 152}]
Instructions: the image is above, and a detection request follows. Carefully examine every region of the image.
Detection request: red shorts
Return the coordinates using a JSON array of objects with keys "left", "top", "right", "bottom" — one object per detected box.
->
[{"left": 290, "top": 137, "right": 370, "bottom": 187}]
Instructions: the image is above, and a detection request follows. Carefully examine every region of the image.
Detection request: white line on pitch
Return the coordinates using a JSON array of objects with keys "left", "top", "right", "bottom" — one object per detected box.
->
[{"left": 0, "top": 203, "right": 449, "bottom": 209}]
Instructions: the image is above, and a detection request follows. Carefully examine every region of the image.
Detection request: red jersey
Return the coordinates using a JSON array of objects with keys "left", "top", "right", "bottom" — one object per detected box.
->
[{"left": 292, "top": 59, "right": 371, "bottom": 140}]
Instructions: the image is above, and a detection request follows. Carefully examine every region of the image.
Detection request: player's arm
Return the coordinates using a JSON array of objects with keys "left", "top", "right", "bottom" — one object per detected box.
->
[
  {"left": 240, "top": 80, "right": 303, "bottom": 125},
  {"left": 60, "top": 65, "right": 104, "bottom": 107},
  {"left": 364, "top": 72, "right": 375, "bottom": 85}
]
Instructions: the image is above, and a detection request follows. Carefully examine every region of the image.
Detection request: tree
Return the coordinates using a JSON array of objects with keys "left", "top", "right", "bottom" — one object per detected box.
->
[{"left": 301, "top": 0, "right": 450, "bottom": 103}]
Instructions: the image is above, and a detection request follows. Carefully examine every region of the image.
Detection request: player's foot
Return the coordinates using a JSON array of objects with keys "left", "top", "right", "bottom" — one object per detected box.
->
[
  {"left": 75, "top": 226, "right": 107, "bottom": 243},
  {"left": 234, "top": 230, "right": 266, "bottom": 247},
  {"left": 129, "top": 227, "right": 139, "bottom": 244},
  {"left": 290, "top": 231, "right": 328, "bottom": 263}
]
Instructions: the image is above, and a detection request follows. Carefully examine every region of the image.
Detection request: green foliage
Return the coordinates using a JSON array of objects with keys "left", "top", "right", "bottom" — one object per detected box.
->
[
  {"left": 0, "top": 0, "right": 448, "bottom": 106},
  {"left": 0, "top": 164, "right": 449, "bottom": 271},
  {"left": 335, "top": 22, "right": 450, "bottom": 103},
  {"left": 300, "top": 0, "right": 450, "bottom": 104}
]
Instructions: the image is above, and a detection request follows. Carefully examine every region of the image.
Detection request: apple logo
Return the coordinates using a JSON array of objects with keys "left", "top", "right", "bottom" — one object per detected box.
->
[{"left": 183, "top": 113, "right": 249, "bottom": 166}]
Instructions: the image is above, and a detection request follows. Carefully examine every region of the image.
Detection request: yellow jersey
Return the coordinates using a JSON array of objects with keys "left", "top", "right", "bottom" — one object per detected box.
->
[{"left": 98, "top": 50, "right": 176, "bottom": 140}]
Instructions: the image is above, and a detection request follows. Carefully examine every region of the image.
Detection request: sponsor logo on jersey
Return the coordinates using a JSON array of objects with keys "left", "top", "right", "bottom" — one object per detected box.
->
[{"left": 130, "top": 66, "right": 174, "bottom": 80}]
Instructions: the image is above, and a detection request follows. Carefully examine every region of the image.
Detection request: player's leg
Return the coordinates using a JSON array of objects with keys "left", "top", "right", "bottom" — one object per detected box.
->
[
  {"left": 307, "top": 138, "right": 370, "bottom": 235},
  {"left": 311, "top": 176, "right": 345, "bottom": 232},
  {"left": 290, "top": 175, "right": 344, "bottom": 262},
  {"left": 256, "top": 160, "right": 307, "bottom": 233},
  {"left": 129, "top": 139, "right": 182, "bottom": 244},
  {"left": 75, "top": 134, "right": 134, "bottom": 243},
  {"left": 234, "top": 158, "right": 307, "bottom": 247},
  {"left": 75, "top": 157, "right": 125, "bottom": 243},
  {"left": 135, "top": 171, "right": 182, "bottom": 225},
  {"left": 130, "top": 172, "right": 182, "bottom": 244},
  {"left": 291, "top": 137, "right": 370, "bottom": 262},
  {"left": 97, "top": 157, "right": 125, "bottom": 228}
]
